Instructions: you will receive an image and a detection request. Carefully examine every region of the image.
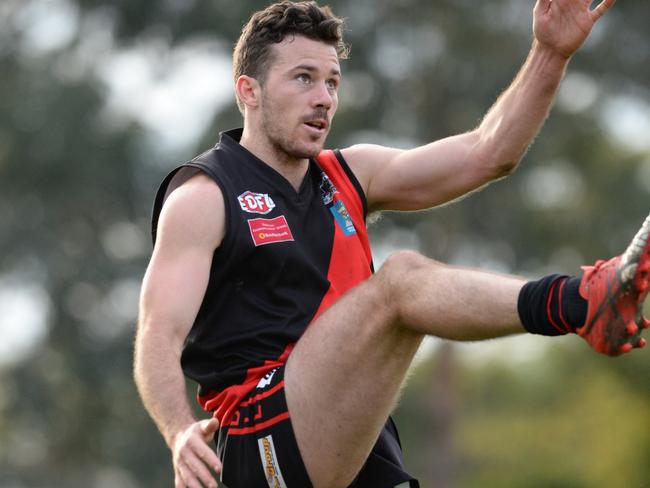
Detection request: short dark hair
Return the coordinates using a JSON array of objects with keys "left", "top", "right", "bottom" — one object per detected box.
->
[{"left": 233, "top": 1, "right": 348, "bottom": 112}]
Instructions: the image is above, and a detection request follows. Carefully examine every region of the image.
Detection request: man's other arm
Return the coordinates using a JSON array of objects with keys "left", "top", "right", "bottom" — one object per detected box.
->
[
  {"left": 342, "top": 0, "right": 615, "bottom": 212},
  {"left": 134, "top": 173, "right": 225, "bottom": 488}
]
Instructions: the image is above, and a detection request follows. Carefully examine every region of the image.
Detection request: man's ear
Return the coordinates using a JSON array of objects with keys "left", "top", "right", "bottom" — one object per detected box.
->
[{"left": 235, "top": 75, "right": 261, "bottom": 110}]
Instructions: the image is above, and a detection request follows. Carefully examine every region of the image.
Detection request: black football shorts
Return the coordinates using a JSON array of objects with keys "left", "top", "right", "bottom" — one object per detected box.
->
[{"left": 216, "top": 364, "right": 419, "bottom": 488}]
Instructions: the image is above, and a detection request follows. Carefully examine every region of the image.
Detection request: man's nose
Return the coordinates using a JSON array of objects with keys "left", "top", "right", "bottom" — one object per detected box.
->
[{"left": 311, "top": 81, "right": 334, "bottom": 109}]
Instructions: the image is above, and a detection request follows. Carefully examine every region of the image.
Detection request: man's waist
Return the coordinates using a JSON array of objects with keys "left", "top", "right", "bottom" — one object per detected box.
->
[{"left": 196, "top": 345, "right": 295, "bottom": 426}]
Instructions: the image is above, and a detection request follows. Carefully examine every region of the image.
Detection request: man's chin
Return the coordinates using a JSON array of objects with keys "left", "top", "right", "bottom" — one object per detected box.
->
[
  {"left": 294, "top": 142, "right": 325, "bottom": 159},
  {"left": 278, "top": 132, "right": 327, "bottom": 160}
]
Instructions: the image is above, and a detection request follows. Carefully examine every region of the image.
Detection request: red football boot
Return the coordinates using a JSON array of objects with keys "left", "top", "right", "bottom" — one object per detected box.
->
[{"left": 577, "top": 213, "right": 650, "bottom": 356}]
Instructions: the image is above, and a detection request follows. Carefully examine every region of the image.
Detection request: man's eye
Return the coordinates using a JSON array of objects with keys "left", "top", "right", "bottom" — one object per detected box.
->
[
  {"left": 326, "top": 79, "right": 339, "bottom": 90},
  {"left": 297, "top": 74, "right": 311, "bottom": 83}
]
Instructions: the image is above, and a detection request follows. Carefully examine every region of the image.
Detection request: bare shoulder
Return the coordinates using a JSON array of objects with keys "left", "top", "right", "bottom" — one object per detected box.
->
[
  {"left": 156, "top": 171, "right": 225, "bottom": 252},
  {"left": 141, "top": 172, "right": 223, "bottom": 341},
  {"left": 340, "top": 143, "right": 401, "bottom": 167},
  {"left": 340, "top": 144, "right": 403, "bottom": 206}
]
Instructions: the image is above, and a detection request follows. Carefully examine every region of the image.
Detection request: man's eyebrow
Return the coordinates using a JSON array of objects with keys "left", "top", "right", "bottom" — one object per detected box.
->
[{"left": 291, "top": 64, "right": 342, "bottom": 77}]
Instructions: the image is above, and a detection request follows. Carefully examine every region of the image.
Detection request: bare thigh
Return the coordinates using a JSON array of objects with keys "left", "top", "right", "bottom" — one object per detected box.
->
[
  {"left": 285, "top": 251, "right": 524, "bottom": 488},
  {"left": 285, "top": 272, "right": 422, "bottom": 488}
]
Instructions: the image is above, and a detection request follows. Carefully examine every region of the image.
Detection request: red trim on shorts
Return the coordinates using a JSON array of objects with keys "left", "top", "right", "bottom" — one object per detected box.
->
[
  {"left": 238, "top": 380, "right": 285, "bottom": 408},
  {"left": 199, "top": 345, "right": 294, "bottom": 426},
  {"left": 226, "top": 412, "right": 291, "bottom": 435}
]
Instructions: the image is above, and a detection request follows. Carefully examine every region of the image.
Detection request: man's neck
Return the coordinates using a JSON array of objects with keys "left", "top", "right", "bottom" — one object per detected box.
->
[{"left": 239, "top": 125, "right": 310, "bottom": 193}]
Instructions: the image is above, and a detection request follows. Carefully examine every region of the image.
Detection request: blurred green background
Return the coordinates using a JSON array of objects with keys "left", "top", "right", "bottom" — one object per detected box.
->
[{"left": 2, "top": 0, "right": 650, "bottom": 486}]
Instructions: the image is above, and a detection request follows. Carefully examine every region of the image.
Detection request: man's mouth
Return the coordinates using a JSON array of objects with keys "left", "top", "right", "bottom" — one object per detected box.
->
[{"left": 303, "top": 118, "right": 329, "bottom": 133}]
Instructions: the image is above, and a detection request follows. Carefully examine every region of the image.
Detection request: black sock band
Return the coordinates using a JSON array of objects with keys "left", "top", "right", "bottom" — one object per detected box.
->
[
  {"left": 518, "top": 274, "right": 567, "bottom": 336},
  {"left": 559, "top": 276, "right": 587, "bottom": 330},
  {"left": 518, "top": 274, "right": 587, "bottom": 336}
]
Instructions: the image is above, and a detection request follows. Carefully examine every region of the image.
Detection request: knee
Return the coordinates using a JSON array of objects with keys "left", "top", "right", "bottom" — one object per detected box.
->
[
  {"left": 376, "top": 250, "right": 439, "bottom": 297},
  {"left": 375, "top": 250, "right": 446, "bottom": 321},
  {"left": 379, "top": 249, "right": 436, "bottom": 280}
]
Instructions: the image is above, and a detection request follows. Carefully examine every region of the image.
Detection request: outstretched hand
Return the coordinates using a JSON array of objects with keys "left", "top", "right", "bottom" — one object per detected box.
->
[
  {"left": 533, "top": 0, "right": 615, "bottom": 59},
  {"left": 172, "top": 417, "right": 222, "bottom": 488}
]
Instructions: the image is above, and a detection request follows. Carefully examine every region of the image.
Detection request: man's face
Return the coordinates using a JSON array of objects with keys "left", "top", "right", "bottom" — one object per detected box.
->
[{"left": 258, "top": 35, "right": 341, "bottom": 160}]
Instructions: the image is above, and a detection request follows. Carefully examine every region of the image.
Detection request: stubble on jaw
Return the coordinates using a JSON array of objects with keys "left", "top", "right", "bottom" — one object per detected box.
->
[{"left": 259, "top": 92, "right": 326, "bottom": 162}]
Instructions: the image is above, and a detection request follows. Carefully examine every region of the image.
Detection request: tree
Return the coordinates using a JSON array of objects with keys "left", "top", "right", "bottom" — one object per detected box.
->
[{"left": 1, "top": 0, "right": 649, "bottom": 486}]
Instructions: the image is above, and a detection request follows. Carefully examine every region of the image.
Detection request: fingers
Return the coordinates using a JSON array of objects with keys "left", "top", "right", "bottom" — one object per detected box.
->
[
  {"left": 200, "top": 417, "right": 220, "bottom": 441},
  {"left": 173, "top": 420, "right": 222, "bottom": 488},
  {"left": 590, "top": 0, "right": 616, "bottom": 22},
  {"left": 179, "top": 453, "right": 219, "bottom": 488},
  {"left": 176, "top": 462, "right": 199, "bottom": 488},
  {"left": 176, "top": 462, "right": 201, "bottom": 488},
  {"left": 176, "top": 453, "right": 219, "bottom": 488},
  {"left": 193, "top": 438, "right": 223, "bottom": 475},
  {"left": 175, "top": 472, "right": 184, "bottom": 488}
]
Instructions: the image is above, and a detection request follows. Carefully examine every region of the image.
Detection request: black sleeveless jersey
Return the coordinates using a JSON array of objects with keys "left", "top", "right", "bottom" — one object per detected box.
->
[{"left": 152, "top": 129, "right": 373, "bottom": 425}]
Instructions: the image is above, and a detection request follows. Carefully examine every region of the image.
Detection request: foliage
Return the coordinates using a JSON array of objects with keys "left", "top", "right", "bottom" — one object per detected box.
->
[{"left": 1, "top": 0, "right": 649, "bottom": 486}]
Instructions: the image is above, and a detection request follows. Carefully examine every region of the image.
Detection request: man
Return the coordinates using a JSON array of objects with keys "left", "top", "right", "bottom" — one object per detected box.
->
[{"left": 134, "top": 1, "right": 650, "bottom": 487}]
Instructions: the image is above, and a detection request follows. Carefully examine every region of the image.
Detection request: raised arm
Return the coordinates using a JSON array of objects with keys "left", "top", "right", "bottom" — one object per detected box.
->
[
  {"left": 343, "top": 0, "right": 615, "bottom": 212},
  {"left": 134, "top": 173, "right": 225, "bottom": 488}
]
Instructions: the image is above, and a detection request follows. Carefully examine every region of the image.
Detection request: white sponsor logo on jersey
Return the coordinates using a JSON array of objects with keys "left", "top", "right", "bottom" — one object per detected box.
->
[{"left": 238, "top": 191, "right": 276, "bottom": 214}]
